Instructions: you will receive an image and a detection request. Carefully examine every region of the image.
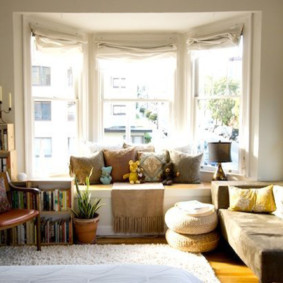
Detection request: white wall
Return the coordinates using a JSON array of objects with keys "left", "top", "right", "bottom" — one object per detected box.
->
[{"left": 1, "top": 0, "right": 283, "bottom": 181}]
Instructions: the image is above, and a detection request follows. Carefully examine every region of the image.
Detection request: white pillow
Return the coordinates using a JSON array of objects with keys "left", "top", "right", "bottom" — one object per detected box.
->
[
  {"left": 87, "top": 142, "right": 122, "bottom": 153},
  {"left": 273, "top": 185, "right": 283, "bottom": 218}
]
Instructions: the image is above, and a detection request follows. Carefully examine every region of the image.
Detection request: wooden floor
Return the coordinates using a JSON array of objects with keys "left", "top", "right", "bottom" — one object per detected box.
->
[{"left": 97, "top": 236, "right": 259, "bottom": 283}]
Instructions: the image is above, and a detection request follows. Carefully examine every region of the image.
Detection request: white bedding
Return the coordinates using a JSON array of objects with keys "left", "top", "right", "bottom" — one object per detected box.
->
[{"left": 0, "top": 264, "right": 202, "bottom": 283}]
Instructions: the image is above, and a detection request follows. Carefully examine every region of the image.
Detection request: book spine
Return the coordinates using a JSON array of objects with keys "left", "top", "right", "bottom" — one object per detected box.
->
[{"left": 3, "top": 129, "right": 7, "bottom": 151}]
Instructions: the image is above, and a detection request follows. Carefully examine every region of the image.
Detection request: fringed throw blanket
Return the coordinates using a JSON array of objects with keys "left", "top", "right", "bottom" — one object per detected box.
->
[{"left": 112, "top": 183, "right": 164, "bottom": 233}]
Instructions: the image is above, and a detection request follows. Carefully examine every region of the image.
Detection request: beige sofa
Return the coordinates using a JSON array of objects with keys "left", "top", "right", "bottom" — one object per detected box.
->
[{"left": 211, "top": 181, "right": 283, "bottom": 283}]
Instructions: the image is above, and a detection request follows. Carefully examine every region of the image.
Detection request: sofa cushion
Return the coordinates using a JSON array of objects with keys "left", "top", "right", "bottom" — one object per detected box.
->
[
  {"left": 0, "top": 177, "right": 11, "bottom": 213},
  {"left": 103, "top": 147, "right": 136, "bottom": 182},
  {"left": 169, "top": 151, "right": 202, "bottom": 184},
  {"left": 70, "top": 151, "right": 105, "bottom": 185},
  {"left": 228, "top": 185, "right": 276, "bottom": 213},
  {"left": 219, "top": 209, "right": 283, "bottom": 283}
]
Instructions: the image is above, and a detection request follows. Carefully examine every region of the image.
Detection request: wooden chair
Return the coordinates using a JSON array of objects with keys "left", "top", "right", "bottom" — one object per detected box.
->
[{"left": 0, "top": 172, "right": 41, "bottom": 251}]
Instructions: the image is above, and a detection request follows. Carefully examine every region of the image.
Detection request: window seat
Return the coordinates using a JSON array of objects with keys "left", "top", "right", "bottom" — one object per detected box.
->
[{"left": 76, "top": 182, "right": 211, "bottom": 236}]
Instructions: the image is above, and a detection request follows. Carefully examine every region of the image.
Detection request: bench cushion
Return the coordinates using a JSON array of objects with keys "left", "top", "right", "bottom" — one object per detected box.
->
[{"left": 219, "top": 209, "right": 283, "bottom": 282}]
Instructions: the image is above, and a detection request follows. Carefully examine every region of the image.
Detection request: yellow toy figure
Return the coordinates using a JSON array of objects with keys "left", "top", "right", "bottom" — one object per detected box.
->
[{"left": 123, "top": 160, "right": 140, "bottom": 184}]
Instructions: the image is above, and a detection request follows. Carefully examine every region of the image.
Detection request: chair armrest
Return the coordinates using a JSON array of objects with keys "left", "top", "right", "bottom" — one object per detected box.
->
[{"left": 9, "top": 182, "right": 41, "bottom": 195}]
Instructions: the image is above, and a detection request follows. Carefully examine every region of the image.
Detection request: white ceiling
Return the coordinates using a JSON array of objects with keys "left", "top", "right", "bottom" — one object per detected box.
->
[{"left": 26, "top": 12, "right": 247, "bottom": 33}]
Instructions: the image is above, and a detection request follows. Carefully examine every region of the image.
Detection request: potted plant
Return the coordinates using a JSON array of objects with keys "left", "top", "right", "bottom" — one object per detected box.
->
[{"left": 72, "top": 169, "right": 103, "bottom": 244}]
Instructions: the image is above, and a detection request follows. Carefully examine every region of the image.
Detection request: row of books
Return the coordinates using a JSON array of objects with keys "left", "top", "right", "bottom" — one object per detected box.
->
[
  {"left": 0, "top": 230, "right": 8, "bottom": 245},
  {"left": 0, "top": 218, "right": 72, "bottom": 245},
  {"left": 41, "top": 217, "right": 71, "bottom": 244},
  {"left": 0, "top": 157, "right": 8, "bottom": 172},
  {"left": 12, "top": 191, "right": 36, "bottom": 210},
  {"left": 11, "top": 189, "right": 71, "bottom": 211},
  {"left": 0, "top": 129, "right": 8, "bottom": 151},
  {"left": 9, "top": 221, "right": 36, "bottom": 245},
  {"left": 41, "top": 190, "right": 71, "bottom": 211}
]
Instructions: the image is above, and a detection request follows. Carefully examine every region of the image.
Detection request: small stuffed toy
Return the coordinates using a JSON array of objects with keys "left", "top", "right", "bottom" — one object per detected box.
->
[
  {"left": 100, "top": 166, "right": 112, "bottom": 184},
  {"left": 123, "top": 160, "right": 140, "bottom": 184},
  {"left": 162, "top": 162, "right": 180, "bottom": 186},
  {"left": 137, "top": 166, "right": 145, "bottom": 184}
]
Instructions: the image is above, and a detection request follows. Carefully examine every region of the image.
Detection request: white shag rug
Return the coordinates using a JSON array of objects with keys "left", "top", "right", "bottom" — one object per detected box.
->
[{"left": 0, "top": 244, "right": 219, "bottom": 283}]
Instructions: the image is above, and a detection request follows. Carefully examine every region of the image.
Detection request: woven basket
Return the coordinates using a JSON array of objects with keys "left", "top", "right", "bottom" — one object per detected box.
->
[
  {"left": 165, "top": 206, "right": 217, "bottom": 235},
  {"left": 166, "top": 229, "right": 219, "bottom": 253}
]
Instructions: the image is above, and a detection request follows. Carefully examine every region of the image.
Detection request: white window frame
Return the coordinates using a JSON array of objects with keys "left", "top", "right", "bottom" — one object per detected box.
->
[
  {"left": 22, "top": 16, "right": 87, "bottom": 178},
  {"left": 188, "top": 15, "right": 252, "bottom": 176},
  {"left": 94, "top": 35, "right": 177, "bottom": 144}
]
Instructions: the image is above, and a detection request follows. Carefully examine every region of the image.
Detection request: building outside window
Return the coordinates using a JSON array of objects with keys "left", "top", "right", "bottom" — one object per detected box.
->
[
  {"left": 34, "top": 101, "right": 51, "bottom": 121},
  {"left": 32, "top": 66, "right": 51, "bottom": 86},
  {"left": 192, "top": 39, "right": 243, "bottom": 172}
]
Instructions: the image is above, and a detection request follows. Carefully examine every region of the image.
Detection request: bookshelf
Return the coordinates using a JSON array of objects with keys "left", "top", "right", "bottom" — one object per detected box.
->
[
  {"left": 0, "top": 123, "right": 17, "bottom": 181},
  {"left": 1, "top": 179, "right": 74, "bottom": 246}
]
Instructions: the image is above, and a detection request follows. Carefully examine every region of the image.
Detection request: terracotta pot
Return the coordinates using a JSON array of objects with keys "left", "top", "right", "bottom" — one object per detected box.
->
[{"left": 73, "top": 215, "right": 99, "bottom": 244}]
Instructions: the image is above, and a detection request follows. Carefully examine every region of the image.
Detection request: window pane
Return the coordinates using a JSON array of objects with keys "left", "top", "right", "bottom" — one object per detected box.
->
[
  {"left": 33, "top": 100, "right": 78, "bottom": 176},
  {"left": 196, "top": 98, "right": 239, "bottom": 170},
  {"left": 34, "top": 137, "right": 52, "bottom": 158},
  {"left": 31, "top": 36, "right": 81, "bottom": 177},
  {"left": 103, "top": 101, "right": 170, "bottom": 144},
  {"left": 101, "top": 59, "right": 175, "bottom": 100},
  {"left": 32, "top": 66, "right": 51, "bottom": 86},
  {"left": 194, "top": 45, "right": 242, "bottom": 97},
  {"left": 34, "top": 101, "right": 51, "bottom": 121},
  {"left": 193, "top": 42, "right": 242, "bottom": 172},
  {"left": 31, "top": 37, "right": 82, "bottom": 99}
]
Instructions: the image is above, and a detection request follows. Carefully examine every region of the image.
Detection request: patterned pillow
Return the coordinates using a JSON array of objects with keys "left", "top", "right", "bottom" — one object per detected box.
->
[
  {"left": 138, "top": 152, "right": 167, "bottom": 182},
  {"left": 103, "top": 147, "right": 136, "bottom": 182},
  {"left": 228, "top": 185, "right": 276, "bottom": 213},
  {"left": 169, "top": 151, "right": 202, "bottom": 184},
  {"left": 0, "top": 177, "right": 11, "bottom": 213},
  {"left": 69, "top": 151, "right": 105, "bottom": 185}
]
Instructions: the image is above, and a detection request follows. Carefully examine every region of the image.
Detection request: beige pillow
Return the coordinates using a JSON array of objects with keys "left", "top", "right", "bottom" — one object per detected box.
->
[
  {"left": 103, "top": 147, "right": 136, "bottom": 182},
  {"left": 69, "top": 151, "right": 104, "bottom": 184},
  {"left": 228, "top": 185, "right": 276, "bottom": 213}
]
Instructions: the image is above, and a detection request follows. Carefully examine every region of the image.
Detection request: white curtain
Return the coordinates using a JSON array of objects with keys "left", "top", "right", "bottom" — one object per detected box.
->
[
  {"left": 95, "top": 38, "right": 177, "bottom": 65},
  {"left": 187, "top": 24, "right": 244, "bottom": 50},
  {"left": 30, "top": 23, "right": 87, "bottom": 53}
]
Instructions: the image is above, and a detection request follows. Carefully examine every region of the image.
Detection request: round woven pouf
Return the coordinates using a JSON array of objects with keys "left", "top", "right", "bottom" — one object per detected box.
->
[
  {"left": 165, "top": 206, "right": 218, "bottom": 235},
  {"left": 166, "top": 229, "right": 219, "bottom": 253}
]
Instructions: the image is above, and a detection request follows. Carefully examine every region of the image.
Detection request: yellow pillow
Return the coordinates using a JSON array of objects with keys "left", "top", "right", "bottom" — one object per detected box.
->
[{"left": 228, "top": 185, "right": 276, "bottom": 213}]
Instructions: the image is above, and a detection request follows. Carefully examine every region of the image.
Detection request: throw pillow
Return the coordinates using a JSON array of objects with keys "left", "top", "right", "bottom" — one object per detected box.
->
[
  {"left": 88, "top": 142, "right": 122, "bottom": 153},
  {"left": 228, "top": 185, "right": 276, "bottom": 213},
  {"left": 273, "top": 185, "right": 283, "bottom": 217},
  {"left": 169, "top": 150, "right": 202, "bottom": 184},
  {"left": 69, "top": 151, "right": 105, "bottom": 185},
  {"left": 103, "top": 147, "right": 136, "bottom": 182},
  {"left": 0, "top": 177, "right": 11, "bottom": 213},
  {"left": 138, "top": 152, "right": 167, "bottom": 182}
]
